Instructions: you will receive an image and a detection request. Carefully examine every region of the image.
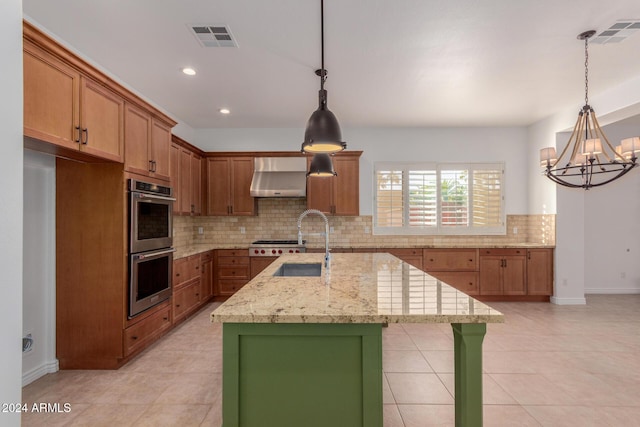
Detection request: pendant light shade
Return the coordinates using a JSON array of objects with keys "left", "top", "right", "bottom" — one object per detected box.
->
[
  {"left": 301, "top": 0, "right": 346, "bottom": 155},
  {"left": 307, "top": 153, "right": 337, "bottom": 177}
]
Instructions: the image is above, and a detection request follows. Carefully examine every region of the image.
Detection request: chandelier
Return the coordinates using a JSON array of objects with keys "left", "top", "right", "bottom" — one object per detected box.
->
[{"left": 540, "top": 30, "right": 638, "bottom": 189}]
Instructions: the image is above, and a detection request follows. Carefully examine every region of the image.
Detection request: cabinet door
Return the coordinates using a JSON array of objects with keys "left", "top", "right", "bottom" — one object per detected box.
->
[
  {"left": 230, "top": 158, "right": 256, "bottom": 215},
  {"left": 179, "top": 148, "right": 192, "bottom": 214},
  {"left": 527, "top": 249, "right": 553, "bottom": 295},
  {"left": 207, "top": 158, "right": 231, "bottom": 215},
  {"left": 79, "top": 76, "right": 124, "bottom": 162},
  {"left": 479, "top": 256, "right": 503, "bottom": 295},
  {"left": 150, "top": 119, "right": 171, "bottom": 181},
  {"left": 201, "top": 258, "right": 213, "bottom": 300},
  {"left": 306, "top": 173, "right": 333, "bottom": 214},
  {"left": 23, "top": 42, "right": 80, "bottom": 149},
  {"left": 503, "top": 256, "right": 526, "bottom": 295},
  {"left": 423, "top": 249, "right": 478, "bottom": 271},
  {"left": 250, "top": 257, "right": 278, "bottom": 279},
  {"left": 174, "top": 280, "right": 201, "bottom": 321},
  {"left": 170, "top": 143, "right": 181, "bottom": 213},
  {"left": 333, "top": 156, "right": 359, "bottom": 215},
  {"left": 191, "top": 154, "right": 202, "bottom": 215},
  {"left": 124, "top": 103, "right": 151, "bottom": 176}
]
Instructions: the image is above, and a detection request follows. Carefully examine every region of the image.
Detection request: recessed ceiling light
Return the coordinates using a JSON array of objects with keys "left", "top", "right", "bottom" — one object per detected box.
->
[
  {"left": 219, "top": 108, "right": 231, "bottom": 114},
  {"left": 182, "top": 67, "right": 196, "bottom": 76}
]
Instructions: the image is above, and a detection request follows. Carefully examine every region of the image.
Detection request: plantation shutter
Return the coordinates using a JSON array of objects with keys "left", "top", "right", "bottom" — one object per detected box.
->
[{"left": 472, "top": 168, "right": 503, "bottom": 227}]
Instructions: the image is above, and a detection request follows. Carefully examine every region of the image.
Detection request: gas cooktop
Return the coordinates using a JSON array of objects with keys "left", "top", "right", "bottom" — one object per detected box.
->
[{"left": 250, "top": 239, "right": 306, "bottom": 256}]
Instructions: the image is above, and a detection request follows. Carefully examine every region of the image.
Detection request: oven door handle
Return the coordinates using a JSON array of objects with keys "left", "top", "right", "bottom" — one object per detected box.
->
[
  {"left": 132, "top": 248, "right": 176, "bottom": 260},
  {"left": 133, "top": 192, "right": 176, "bottom": 202}
]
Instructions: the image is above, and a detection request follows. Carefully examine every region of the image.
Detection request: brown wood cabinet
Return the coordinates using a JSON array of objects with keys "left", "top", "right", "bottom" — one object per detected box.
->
[
  {"left": 479, "top": 249, "right": 526, "bottom": 296},
  {"left": 250, "top": 257, "right": 278, "bottom": 279},
  {"left": 124, "top": 103, "right": 172, "bottom": 181},
  {"left": 201, "top": 251, "right": 214, "bottom": 300},
  {"left": 24, "top": 40, "right": 124, "bottom": 163},
  {"left": 527, "top": 248, "right": 554, "bottom": 296},
  {"left": 170, "top": 138, "right": 203, "bottom": 215},
  {"left": 378, "top": 248, "right": 423, "bottom": 270},
  {"left": 215, "top": 249, "right": 251, "bottom": 296},
  {"left": 173, "top": 254, "right": 203, "bottom": 323},
  {"left": 307, "top": 151, "right": 361, "bottom": 215},
  {"left": 124, "top": 304, "right": 172, "bottom": 357},
  {"left": 423, "top": 249, "right": 480, "bottom": 295},
  {"left": 206, "top": 157, "right": 256, "bottom": 216}
]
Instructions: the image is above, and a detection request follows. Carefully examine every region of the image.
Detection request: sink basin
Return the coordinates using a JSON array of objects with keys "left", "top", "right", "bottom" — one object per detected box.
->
[{"left": 273, "top": 262, "right": 322, "bottom": 277}]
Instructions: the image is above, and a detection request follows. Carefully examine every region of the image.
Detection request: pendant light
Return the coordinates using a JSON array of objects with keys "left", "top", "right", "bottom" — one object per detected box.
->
[
  {"left": 540, "top": 30, "right": 638, "bottom": 189},
  {"left": 307, "top": 153, "right": 337, "bottom": 177},
  {"left": 301, "top": 0, "right": 347, "bottom": 154}
]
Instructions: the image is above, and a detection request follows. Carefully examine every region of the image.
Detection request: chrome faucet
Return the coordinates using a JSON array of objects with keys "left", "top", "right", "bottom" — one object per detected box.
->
[{"left": 297, "top": 209, "right": 331, "bottom": 269}]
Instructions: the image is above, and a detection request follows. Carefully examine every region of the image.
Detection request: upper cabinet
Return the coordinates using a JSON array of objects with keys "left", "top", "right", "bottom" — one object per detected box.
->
[
  {"left": 124, "top": 103, "right": 172, "bottom": 181},
  {"left": 24, "top": 40, "right": 124, "bottom": 163},
  {"left": 170, "top": 135, "right": 203, "bottom": 216},
  {"left": 307, "top": 151, "right": 361, "bottom": 215},
  {"left": 206, "top": 156, "right": 256, "bottom": 216},
  {"left": 23, "top": 21, "right": 176, "bottom": 167}
]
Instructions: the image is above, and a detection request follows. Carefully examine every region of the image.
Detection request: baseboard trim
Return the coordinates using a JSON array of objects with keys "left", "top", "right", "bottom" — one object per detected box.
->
[
  {"left": 550, "top": 296, "right": 587, "bottom": 305},
  {"left": 585, "top": 288, "right": 640, "bottom": 295},
  {"left": 22, "top": 359, "right": 59, "bottom": 386}
]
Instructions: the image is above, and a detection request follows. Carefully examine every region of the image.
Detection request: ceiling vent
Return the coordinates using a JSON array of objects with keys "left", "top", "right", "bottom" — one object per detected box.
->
[
  {"left": 591, "top": 20, "right": 640, "bottom": 44},
  {"left": 188, "top": 24, "right": 238, "bottom": 48}
]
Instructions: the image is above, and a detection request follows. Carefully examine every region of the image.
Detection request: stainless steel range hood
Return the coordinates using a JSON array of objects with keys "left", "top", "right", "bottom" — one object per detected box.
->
[{"left": 250, "top": 157, "right": 307, "bottom": 197}]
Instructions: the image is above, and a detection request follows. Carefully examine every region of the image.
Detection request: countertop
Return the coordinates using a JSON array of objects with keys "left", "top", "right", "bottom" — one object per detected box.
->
[
  {"left": 211, "top": 252, "right": 504, "bottom": 325},
  {"left": 176, "top": 243, "right": 554, "bottom": 259}
]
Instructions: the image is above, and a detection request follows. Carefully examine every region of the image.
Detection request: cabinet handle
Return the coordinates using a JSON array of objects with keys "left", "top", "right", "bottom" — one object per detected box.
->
[
  {"left": 468, "top": 259, "right": 473, "bottom": 262},
  {"left": 163, "top": 317, "right": 168, "bottom": 321},
  {"left": 528, "top": 251, "right": 531, "bottom": 260},
  {"left": 504, "top": 259, "right": 508, "bottom": 268},
  {"left": 429, "top": 258, "right": 434, "bottom": 262},
  {"left": 149, "top": 160, "right": 154, "bottom": 172},
  {"left": 176, "top": 304, "right": 181, "bottom": 308},
  {"left": 74, "top": 126, "right": 81, "bottom": 143},
  {"left": 176, "top": 273, "right": 180, "bottom": 277},
  {"left": 81, "top": 128, "right": 88, "bottom": 145},
  {"left": 131, "top": 336, "right": 138, "bottom": 340}
]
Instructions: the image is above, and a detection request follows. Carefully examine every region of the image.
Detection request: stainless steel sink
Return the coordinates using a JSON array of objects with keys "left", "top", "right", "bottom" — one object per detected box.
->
[{"left": 273, "top": 262, "right": 322, "bottom": 277}]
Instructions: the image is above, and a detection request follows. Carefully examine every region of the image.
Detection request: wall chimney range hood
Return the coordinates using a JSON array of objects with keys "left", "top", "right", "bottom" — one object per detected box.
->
[{"left": 250, "top": 157, "right": 307, "bottom": 197}]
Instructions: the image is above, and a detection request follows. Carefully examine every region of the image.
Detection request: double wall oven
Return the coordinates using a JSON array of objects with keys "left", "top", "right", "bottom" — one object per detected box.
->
[{"left": 128, "top": 179, "right": 175, "bottom": 318}]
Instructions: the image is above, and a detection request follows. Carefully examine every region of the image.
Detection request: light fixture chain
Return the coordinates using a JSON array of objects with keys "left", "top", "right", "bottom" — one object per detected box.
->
[{"left": 584, "top": 35, "right": 589, "bottom": 105}]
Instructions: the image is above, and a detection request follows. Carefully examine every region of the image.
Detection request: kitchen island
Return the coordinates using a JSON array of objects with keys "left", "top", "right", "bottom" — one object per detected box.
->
[{"left": 212, "top": 252, "right": 504, "bottom": 427}]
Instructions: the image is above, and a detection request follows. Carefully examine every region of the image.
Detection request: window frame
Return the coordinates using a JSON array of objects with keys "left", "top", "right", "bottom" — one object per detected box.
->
[{"left": 373, "top": 161, "right": 506, "bottom": 236}]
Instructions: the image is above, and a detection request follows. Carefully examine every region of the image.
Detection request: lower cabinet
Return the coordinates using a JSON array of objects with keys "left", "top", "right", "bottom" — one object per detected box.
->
[
  {"left": 201, "top": 250, "right": 214, "bottom": 300},
  {"left": 479, "top": 249, "right": 527, "bottom": 296},
  {"left": 174, "top": 279, "right": 202, "bottom": 322},
  {"left": 423, "top": 249, "right": 479, "bottom": 295},
  {"left": 250, "top": 256, "right": 278, "bottom": 279},
  {"left": 526, "top": 248, "right": 554, "bottom": 295},
  {"left": 215, "top": 249, "right": 250, "bottom": 297},
  {"left": 431, "top": 272, "right": 479, "bottom": 296},
  {"left": 378, "top": 248, "right": 423, "bottom": 270},
  {"left": 124, "top": 304, "right": 172, "bottom": 356}
]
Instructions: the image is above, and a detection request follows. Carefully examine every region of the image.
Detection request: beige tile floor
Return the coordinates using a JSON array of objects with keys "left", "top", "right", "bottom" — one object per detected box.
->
[{"left": 22, "top": 295, "right": 640, "bottom": 426}]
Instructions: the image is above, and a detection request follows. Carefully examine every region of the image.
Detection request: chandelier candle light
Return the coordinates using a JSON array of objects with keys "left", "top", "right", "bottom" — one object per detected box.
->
[{"left": 540, "top": 30, "right": 638, "bottom": 189}]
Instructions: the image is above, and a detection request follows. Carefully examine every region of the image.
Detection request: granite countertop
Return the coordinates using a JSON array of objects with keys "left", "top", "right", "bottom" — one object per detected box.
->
[{"left": 211, "top": 252, "right": 504, "bottom": 325}]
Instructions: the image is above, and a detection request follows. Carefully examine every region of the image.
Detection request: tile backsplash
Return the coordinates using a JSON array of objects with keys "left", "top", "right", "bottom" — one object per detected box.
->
[{"left": 174, "top": 198, "right": 555, "bottom": 249}]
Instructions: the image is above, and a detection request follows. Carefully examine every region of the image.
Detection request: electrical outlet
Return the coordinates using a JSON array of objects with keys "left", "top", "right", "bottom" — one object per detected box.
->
[
  {"left": 240, "top": 227, "right": 246, "bottom": 234},
  {"left": 198, "top": 227, "right": 204, "bottom": 235},
  {"left": 364, "top": 226, "right": 371, "bottom": 234},
  {"left": 513, "top": 227, "right": 518, "bottom": 235},
  {"left": 330, "top": 226, "right": 335, "bottom": 233}
]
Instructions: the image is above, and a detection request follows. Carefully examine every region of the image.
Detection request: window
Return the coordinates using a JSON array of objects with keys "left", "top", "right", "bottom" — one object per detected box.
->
[{"left": 374, "top": 162, "right": 505, "bottom": 235}]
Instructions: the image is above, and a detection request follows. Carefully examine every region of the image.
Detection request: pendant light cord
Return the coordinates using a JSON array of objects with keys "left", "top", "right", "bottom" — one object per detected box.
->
[{"left": 320, "top": 0, "right": 326, "bottom": 90}]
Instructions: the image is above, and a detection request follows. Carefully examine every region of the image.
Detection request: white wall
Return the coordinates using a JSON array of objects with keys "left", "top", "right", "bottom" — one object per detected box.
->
[
  {"left": 0, "top": 0, "right": 24, "bottom": 424},
  {"left": 23, "top": 151, "right": 58, "bottom": 385},
  {"left": 527, "top": 76, "right": 640, "bottom": 304},
  {"left": 583, "top": 124, "right": 640, "bottom": 294},
  {"left": 195, "top": 126, "right": 529, "bottom": 216}
]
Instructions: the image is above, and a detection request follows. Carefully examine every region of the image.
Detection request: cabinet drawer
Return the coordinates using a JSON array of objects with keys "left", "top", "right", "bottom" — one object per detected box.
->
[
  {"left": 423, "top": 249, "right": 478, "bottom": 271},
  {"left": 378, "top": 248, "right": 422, "bottom": 257},
  {"left": 479, "top": 248, "right": 525, "bottom": 256},
  {"left": 174, "top": 280, "right": 201, "bottom": 320},
  {"left": 218, "top": 266, "right": 250, "bottom": 280},
  {"left": 174, "top": 254, "right": 201, "bottom": 286},
  {"left": 124, "top": 306, "right": 172, "bottom": 356},
  {"left": 219, "top": 279, "right": 248, "bottom": 295},
  {"left": 217, "top": 249, "right": 249, "bottom": 257},
  {"left": 217, "top": 256, "right": 250, "bottom": 266},
  {"left": 430, "top": 272, "right": 479, "bottom": 296}
]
